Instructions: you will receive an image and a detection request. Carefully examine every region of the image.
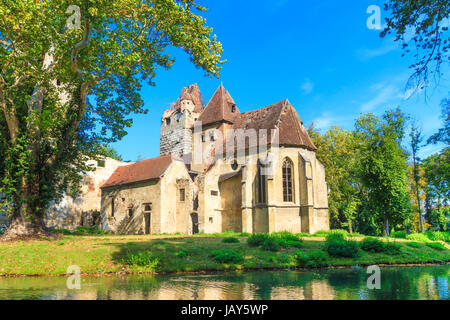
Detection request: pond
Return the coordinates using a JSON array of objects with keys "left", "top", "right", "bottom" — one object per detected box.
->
[{"left": 0, "top": 265, "right": 448, "bottom": 300}]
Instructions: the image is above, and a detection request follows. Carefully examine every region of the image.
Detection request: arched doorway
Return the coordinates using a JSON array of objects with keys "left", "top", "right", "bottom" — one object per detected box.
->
[{"left": 191, "top": 213, "right": 199, "bottom": 234}]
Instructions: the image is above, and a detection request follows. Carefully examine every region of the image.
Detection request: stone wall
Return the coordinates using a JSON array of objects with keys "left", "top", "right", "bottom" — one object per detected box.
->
[{"left": 45, "top": 158, "right": 128, "bottom": 231}]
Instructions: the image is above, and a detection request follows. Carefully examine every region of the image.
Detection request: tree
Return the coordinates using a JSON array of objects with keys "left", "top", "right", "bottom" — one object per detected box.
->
[
  {"left": 307, "top": 124, "right": 361, "bottom": 232},
  {"left": 0, "top": 0, "right": 224, "bottom": 239},
  {"left": 381, "top": 0, "right": 450, "bottom": 92},
  {"left": 98, "top": 145, "right": 123, "bottom": 161},
  {"left": 427, "top": 96, "right": 449, "bottom": 145},
  {"left": 354, "top": 109, "right": 412, "bottom": 236},
  {"left": 409, "top": 120, "right": 425, "bottom": 232}
]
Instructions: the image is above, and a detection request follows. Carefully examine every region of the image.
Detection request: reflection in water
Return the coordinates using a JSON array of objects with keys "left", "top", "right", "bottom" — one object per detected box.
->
[{"left": 0, "top": 265, "right": 448, "bottom": 300}]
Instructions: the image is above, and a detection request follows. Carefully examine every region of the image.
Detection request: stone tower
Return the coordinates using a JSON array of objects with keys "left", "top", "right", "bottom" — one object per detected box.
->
[{"left": 160, "top": 84, "right": 204, "bottom": 157}]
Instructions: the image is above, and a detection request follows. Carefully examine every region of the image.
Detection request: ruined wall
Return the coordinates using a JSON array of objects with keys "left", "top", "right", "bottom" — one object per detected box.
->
[{"left": 45, "top": 158, "right": 128, "bottom": 231}]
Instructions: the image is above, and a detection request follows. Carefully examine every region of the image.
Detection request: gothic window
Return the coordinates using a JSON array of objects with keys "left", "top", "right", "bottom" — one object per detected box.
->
[
  {"left": 282, "top": 158, "right": 294, "bottom": 202},
  {"left": 210, "top": 131, "right": 215, "bottom": 141},
  {"left": 143, "top": 203, "right": 152, "bottom": 212},
  {"left": 257, "top": 161, "right": 266, "bottom": 203},
  {"left": 201, "top": 134, "right": 206, "bottom": 142},
  {"left": 165, "top": 118, "right": 171, "bottom": 126},
  {"left": 111, "top": 199, "right": 115, "bottom": 217}
]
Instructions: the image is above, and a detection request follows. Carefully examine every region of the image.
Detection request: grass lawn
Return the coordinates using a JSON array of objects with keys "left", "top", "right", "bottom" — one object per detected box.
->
[{"left": 0, "top": 233, "right": 449, "bottom": 276}]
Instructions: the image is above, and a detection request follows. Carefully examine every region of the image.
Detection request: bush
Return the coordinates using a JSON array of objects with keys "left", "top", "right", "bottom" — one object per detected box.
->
[
  {"left": 391, "top": 231, "right": 407, "bottom": 239},
  {"left": 426, "top": 242, "right": 446, "bottom": 251},
  {"left": 406, "top": 233, "right": 430, "bottom": 242},
  {"left": 326, "top": 240, "right": 360, "bottom": 258},
  {"left": 222, "top": 237, "right": 240, "bottom": 243},
  {"left": 125, "top": 251, "right": 159, "bottom": 268},
  {"left": 261, "top": 238, "right": 281, "bottom": 252},
  {"left": 425, "top": 231, "right": 447, "bottom": 242},
  {"left": 360, "top": 237, "right": 386, "bottom": 253},
  {"left": 271, "top": 232, "right": 303, "bottom": 248},
  {"left": 326, "top": 232, "right": 346, "bottom": 243},
  {"left": 406, "top": 241, "right": 423, "bottom": 248},
  {"left": 295, "top": 250, "right": 328, "bottom": 268},
  {"left": 247, "top": 233, "right": 269, "bottom": 247},
  {"left": 384, "top": 242, "right": 402, "bottom": 255},
  {"left": 209, "top": 249, "right": 244, "bottom": 264},
  {"left": 176, "top": 250, "right": 188, "bottom": 258}
]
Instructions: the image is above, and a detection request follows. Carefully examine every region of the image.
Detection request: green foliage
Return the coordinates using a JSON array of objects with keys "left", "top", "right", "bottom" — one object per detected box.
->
[
  {"left": 294, "top": 250, "right": 328, "bottom": 268},
  {"left": 406, "top": 233, "right": 430, "bottom": 242},
  {"left": 261, "top": 238, "right": 281, "bottom": 252},
  {"left": 384, "top": 242, "right": 402, "bottom": 255},
  {"left": 176, "top": 250, "right": 188, "bottom": 258},
  {"left": 381, "top": 1, "right": 449, "bottom": 91},
  {"left": 247, "top": 233, "right": 269, "bottom": 247},
  {"left": 360, "top": 237, "right": 386, "bottom": 253},
  {"left": 406, "top": 241, "right": 423, "bottom": 248},
  {"left": 0, "top": 0, "right": 224, "bottom": 235},
  {"left": 325, "top": 233, "right": 359, "bottom": 258},
  {"left": 424, "top": 231, "right": 448, "bottom": 242},
  {"left": 125, "top": 250, "right": 159, "bottom": 268},
  {"left": 391, "top": 231, "right": 407, "bottom": 239},
  {"left": 426, "top": 242, "right": 446, "bottom": 251},
  {"left": 222, "top": 237, "right": 240, "bottom": 244},
  {"left": 270, "top": 232, "right": 303, "bottom": 248},
  {"left": 209, "top": 249, "right": 244, "bottom": 264}
]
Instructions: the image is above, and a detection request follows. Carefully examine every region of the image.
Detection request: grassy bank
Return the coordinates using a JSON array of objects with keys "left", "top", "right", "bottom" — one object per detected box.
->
[{"left": 0, "top": 230, "right": 449, "bottom": 276}]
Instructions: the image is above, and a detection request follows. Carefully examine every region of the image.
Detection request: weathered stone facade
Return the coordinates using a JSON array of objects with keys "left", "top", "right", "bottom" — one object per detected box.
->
[
  {"left": 100, "top": 84, "right": 330, "bottom": 234},
  {"left": 44, "top": 158, "right": 128, "bottom": 230}
]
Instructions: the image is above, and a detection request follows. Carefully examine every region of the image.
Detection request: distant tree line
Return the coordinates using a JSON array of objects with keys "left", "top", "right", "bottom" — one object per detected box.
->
[{"left": 308, "top": 102, "right": 449, "bottom": 236}]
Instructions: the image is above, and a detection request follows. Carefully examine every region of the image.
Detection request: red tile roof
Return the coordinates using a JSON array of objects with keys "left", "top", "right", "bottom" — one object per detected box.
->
[
  {"left": 223, "top": 99, "right": 317, "bottom": 151},
  {"left": 101, "top": 155, "right": 174, "bottom": 188},
  {"left": 197, "top": 84, "right": 239, "bottom": 126}
]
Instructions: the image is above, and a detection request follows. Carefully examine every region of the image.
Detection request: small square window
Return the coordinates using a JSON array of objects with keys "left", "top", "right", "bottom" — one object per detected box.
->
[
  {"left": 128, "top": 209, "right": 133, "bottom": 218},
  {"left": 166, "top": 118, "right": 171, "bottom": 126},
  {"left": 97, "top": 159, "right": 105, "bottom": 167},
  {"left": 201, "top": 134, "right": 206, "bottom": 142},
  {"left": 210, "top": 132, "right": 215, "bottom": 141},
  {"left": 143, "top": 203, "right": 152, "bottom": 212},
  {"left": 209, "top": 217, "right": 213, "bottom": 223},
  {"left": 211, "top": 190, "right": 218, "bottom": 196},
  {"left": 231, "top": 104, "right": 237, "bottom": 113}
]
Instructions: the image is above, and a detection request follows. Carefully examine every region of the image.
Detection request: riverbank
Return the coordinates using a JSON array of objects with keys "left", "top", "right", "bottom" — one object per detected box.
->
[{"left": 0, "top": 232, "right": 449, "bottom": 277}]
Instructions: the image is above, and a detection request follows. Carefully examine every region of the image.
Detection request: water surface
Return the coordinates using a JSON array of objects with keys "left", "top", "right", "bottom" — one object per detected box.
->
[{"left": 0, "top": 265, "right": 448, "bottom": 300}]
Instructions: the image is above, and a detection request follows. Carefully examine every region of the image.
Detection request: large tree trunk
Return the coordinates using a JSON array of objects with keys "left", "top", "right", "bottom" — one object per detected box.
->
[{"left": 1, "top": 205, "right": 49, "bottom": 241}]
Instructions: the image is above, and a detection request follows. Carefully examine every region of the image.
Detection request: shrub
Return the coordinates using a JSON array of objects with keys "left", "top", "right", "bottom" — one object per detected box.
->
[
  {"left": 295, "top": 250, "right": 328, "bottom": 268},
  {"left": 326, "top": 240, "right": 359, "bottom": 258},
  {"left": 406, "top": 241, "right": 423, "bottom": 248},
  {"left": 125, "top": 251, "right": 159, "bottom": 268},
  {"left": 271, "top": 232, "right": 303, "bottom": 248},
  {"left": 347, "top": 232, "right": 364, "bottom": 237},
  {"left": 391, "top": 231, "right": 407, "bottom": 239},
  {"left": 406, "top": 233, "right": 430, "bottom": 242},
  {"left": 277, "top": 253, "right": 292, "bottom": 264},
  {"left": 176, "top": 250, "right": 188, "bottom": 258},
  {"left": 326, "top": 232, "right": 346, "bottom": 243},
  {"left": 426, "top": 242, "right": 446, "bottom": 251},
  {"left": 360, "top": 237, "right": 386, "bottom": 253},
  {"left": 384, "top": 242, "right": 402, "bottom": 255},
  {"left": 222, "top": 237, "right": 240, "bottom": 243},
  {"left": 425, "top": 231, "right": 447, "bottom": 242},
  {"left": 247, "top": 233, "right": 269, "bottom": 247},
  {"left": 209, "top": 249, "right": 244, "bottom": 264},
  {"left": 261, "top": 238, "right": 281, "bottom": 252}
]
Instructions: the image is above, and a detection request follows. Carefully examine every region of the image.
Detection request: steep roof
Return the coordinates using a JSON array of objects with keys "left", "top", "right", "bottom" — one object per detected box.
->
[
  {"left": 223, "top": 99, "right": 317, "bottom": 151},
  {"left": 101, "top": 155, "right": 174, "bottom": 188},
  {"left": 197, "top": 84, "right": 239, "bottom": 126}
]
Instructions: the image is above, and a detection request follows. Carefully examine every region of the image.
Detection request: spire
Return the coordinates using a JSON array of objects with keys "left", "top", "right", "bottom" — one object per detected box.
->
[{"left": 197, "top": 84, "right": 239, "bottom": 126}]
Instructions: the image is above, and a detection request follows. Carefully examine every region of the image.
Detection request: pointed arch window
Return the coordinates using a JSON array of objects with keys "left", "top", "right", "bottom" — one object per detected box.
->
[
  {"left": 257, "top": 161, "right": 266, "bottom": 203},
  {"left": 282, "top": 158, "right": 294, "bottom": 202}
]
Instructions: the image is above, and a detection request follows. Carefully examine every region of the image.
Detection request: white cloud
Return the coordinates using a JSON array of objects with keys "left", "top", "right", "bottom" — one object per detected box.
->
[
  {"left": 301, "top": 78, "right": 314, "bottom": 95},
  {"left": 360, "top": 84, "right": 398, "bottom": 112}
]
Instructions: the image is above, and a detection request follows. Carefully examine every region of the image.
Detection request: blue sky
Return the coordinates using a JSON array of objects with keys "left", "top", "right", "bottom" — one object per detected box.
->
[{"left": 110, "top": 0, "right": 449, "bottom": 162}]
